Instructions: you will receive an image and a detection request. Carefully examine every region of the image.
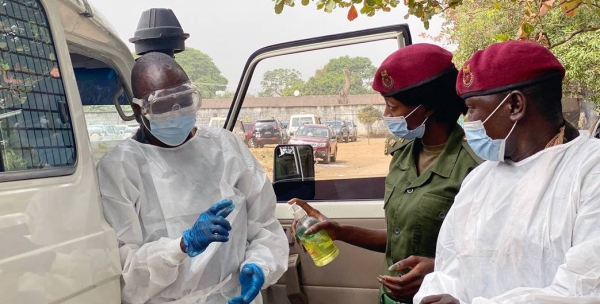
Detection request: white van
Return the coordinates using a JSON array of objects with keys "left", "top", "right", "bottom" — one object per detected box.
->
[
  {"left": 0, "top": 0, "right": 131, "bottom": 302},
  {"left": 288, "top": 114, "right": 321, "bottom": 136},
  {"left": 208, "top": 116, "right": 227, "bottom": 128}
]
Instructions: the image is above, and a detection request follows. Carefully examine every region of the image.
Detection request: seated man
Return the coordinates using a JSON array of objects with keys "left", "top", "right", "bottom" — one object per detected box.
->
[
  {"left": 98, "top": 52, "right": 288, "bottom": 304},
  {"left": 415, "top": 41, "right": 600, "bottom": 303}
]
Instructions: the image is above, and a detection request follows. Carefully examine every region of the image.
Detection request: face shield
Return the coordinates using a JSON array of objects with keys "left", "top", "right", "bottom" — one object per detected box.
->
[{"left": 140, "top": 83, "right": 202, "bottom": 122}]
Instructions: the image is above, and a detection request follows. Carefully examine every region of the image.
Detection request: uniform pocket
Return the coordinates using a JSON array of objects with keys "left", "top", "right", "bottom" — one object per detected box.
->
[
  {"left": 383, "top": 183, "right": 396, "bottom": 209},
  {"left": 412, "top": 193, "right": 454, "bottom": 256}
]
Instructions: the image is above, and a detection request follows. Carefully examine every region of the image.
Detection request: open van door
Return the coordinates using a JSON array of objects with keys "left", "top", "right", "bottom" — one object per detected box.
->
[{"left": 224, "top": 25, "right": 411, "bottom": 304}]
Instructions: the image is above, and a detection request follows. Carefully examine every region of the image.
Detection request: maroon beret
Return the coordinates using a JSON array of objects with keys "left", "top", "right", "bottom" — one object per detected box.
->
[
  {"left": 372, "top": 43, "right": 455, "bottom": 96},
  {"left": 457, "top": 41, "right": 565, "bottom": 99}
]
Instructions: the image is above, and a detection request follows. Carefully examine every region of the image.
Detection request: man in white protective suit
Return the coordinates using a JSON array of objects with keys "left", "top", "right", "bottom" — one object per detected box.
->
[
  {"left": 97, "top": 52, "right": 288, "bottom": 304},
  {"left": 414, "top": 41, "right": 600, "bottom": 304}
]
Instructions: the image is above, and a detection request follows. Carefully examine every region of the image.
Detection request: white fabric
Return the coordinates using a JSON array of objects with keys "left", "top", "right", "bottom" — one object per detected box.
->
[
  {"left": 415, "top": 131, "right": 600, "bottom": 304},
  {"left": 97, "top": 126, "right": 289, "bottom": 304}
]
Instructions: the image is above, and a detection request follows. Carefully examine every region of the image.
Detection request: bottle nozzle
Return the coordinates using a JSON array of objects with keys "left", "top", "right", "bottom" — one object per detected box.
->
[{"left": 288, "top": 203, "right": 307, "bottom": 220}]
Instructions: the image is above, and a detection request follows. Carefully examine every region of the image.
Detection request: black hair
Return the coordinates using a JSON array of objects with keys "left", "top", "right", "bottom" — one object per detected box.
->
[
  {"left": 390, "top": 68, "right": 467, "bottom": 125},
  {"left": 519, "top": 72, "right": 563, "bottom": 122}
]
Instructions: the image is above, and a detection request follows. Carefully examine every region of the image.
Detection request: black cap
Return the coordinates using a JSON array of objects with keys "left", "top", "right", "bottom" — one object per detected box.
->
[{"left": 130, "top": 8, "right": 189, "bottom": 57}]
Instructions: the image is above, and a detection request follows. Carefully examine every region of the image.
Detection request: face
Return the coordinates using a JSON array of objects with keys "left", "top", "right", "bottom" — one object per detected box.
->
[
  {"left": 383, "top": 97, "right": 427, "bottom": 130},
  {"left": 132, "top": 64, "right": 190, "bottom": 119},
  {"left": 465, "top": 92, "right": 519, "bottom": 140}
]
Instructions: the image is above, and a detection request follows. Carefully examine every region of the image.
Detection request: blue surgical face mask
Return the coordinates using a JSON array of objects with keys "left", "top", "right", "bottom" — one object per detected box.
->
[
  {"left": 463, "top": 93, "right": 517, "bottom": 162},
  {"left": 383, "top": 105, "right": 428, "bottom": 140},
  {"left": 148, "top": 114, "right": 197, "bottom": 146}
]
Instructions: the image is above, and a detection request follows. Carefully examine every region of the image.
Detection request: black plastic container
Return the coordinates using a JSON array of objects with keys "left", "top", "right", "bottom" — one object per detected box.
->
[{"left": 130, "top": 8, "right": 189, "bottom": 57}]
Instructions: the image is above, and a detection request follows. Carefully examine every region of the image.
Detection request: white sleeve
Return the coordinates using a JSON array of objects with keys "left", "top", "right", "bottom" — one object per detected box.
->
[
  {"left": 414, "top": 206, "right": 470, "bottom": 304},
  {"left": 232, "top": 135, "right": 289, "bottom": 287},
  {"left": 98, "top": 156, "right": 188, "bottom": 304}
]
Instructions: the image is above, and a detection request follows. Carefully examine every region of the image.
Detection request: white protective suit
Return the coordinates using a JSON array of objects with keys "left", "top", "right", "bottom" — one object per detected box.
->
[
  {"left": 414, "top": 131, "right": 600, "bottom": 304},
  {"left": 97, "top": 126, "right": 289, "bottom": 304}
]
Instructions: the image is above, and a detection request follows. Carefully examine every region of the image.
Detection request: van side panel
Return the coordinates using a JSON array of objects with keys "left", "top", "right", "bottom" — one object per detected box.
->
[{"left": 0, "top": 0, "right": 121, "bottom": 302}]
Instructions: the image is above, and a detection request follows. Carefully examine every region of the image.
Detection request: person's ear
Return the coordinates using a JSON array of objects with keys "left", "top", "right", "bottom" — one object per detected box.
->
[
  {"left": 423, "top": 108, "right": 435, "bottom": 118},
  {"left": 508, "top": 91, "right": 526, "bottom": 123}
]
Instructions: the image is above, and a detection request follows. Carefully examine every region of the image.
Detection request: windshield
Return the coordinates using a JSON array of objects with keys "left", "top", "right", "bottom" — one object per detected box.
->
[
  {"left": 325, "top": 121, "right": 342, "bottom": 128},
  {"left": 296, "top": 126, "right": 328, "bottom": 138}
]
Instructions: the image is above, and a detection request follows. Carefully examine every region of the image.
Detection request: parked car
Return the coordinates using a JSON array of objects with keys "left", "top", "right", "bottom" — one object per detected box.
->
[
  {"left": 244, "top": 122, "right": 255, "bottom": 145},
  {"left": 288, "top": 124, "right": 338, "bottom": 164},
  {"left": 347, "top": 121, "right": 358, "bottom": 142},
  {"left": 325, "top": 120, "right": 350, "bottom": 143},
  {"left": 289, "top": 114, "right": 321, "bottom": 136},
  {"left": 232, "top": 119, "right": 247, "bottom": 144},
  {"left": 87, "top": 124, "right": 121, "bottom": 141},
  {"left": 208, "top": 116, "right": 227, "bottom": 128},
  {"left": 122, "top": 124, "right": 139, "bottom": 139},
  {"left": 114, "top": 124, "right": 127, "bottom": 135},
  {"left": 249, "top": 119, "right": 288, "bottom": 148}
]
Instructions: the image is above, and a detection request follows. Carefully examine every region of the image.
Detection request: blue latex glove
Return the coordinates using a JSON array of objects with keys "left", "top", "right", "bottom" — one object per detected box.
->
[
  {"left": 227, "top": 263, "right": 265, "bottom": 304},
  {"left": 182, "top": 199, "right": 235, "bottom": 257}
]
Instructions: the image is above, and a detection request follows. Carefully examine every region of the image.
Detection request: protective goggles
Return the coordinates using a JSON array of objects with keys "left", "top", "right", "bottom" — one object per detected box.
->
[{"left": 141, "top": 83, "right": 202, "bottom": 122}]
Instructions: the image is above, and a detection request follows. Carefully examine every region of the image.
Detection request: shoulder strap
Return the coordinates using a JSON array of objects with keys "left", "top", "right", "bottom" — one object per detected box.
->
[{"left": 384, "top": 136, "right": 413, "bottom": 156}]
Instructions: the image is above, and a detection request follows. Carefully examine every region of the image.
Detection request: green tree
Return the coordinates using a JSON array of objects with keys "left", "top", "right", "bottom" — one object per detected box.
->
[
  {"left": 272, "top": 0, "right": 600, "bottom": 35},
  {"left": 357, "top": 104, "right": 382, "bottom": 144},
  {"left": 174, "top": 47, "right": 228, "bottom": 99},
  {"left": 436, "top": 0, "right": 600, "bottom": 103},
  {"left": 259, "top": 68, "right": 305, "bottom": 97},
  {"left": 303, "top": 56, "right": 376, "bottom": 95}
]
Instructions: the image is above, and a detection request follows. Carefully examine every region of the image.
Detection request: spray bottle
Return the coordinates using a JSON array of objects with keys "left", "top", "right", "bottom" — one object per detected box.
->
[{"left": 289, "top": 203, "right": 339, "bottom": 267}]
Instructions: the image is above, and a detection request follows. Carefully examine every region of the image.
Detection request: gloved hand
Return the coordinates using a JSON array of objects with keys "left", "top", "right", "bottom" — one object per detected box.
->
[
  {"left": 182, "top": 199, "right": 235, "bottom": 257},
  {"left": 227, "top": 263, "right": 265, "bottom": 304}
]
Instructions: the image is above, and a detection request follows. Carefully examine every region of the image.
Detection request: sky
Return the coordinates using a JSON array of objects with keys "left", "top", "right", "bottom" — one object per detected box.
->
[{"left": 87, "top": 0, "right": 447, "bottom": 95}]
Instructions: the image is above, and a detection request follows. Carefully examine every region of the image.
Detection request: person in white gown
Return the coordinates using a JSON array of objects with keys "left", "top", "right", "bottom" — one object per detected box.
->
[
  {"left": 98, "top": 52, "right": 288, "bottom": 304},
  {"left": 415, "top": 41, "right": 600, "bottom": 304}
]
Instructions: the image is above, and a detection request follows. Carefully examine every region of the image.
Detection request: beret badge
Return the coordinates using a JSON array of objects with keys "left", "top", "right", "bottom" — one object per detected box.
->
[
  {"left": 462, "top": 64, "right": 474, "bottom": 88},
  {"left": 381, "top": 70, "right": 394, "bottom": 91}
]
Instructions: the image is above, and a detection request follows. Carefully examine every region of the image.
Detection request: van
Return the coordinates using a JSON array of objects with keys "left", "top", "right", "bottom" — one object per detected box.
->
[
  {"left": 0, "top": 0, "right": 131, "bottom": 302},
  {"left": 288, "top": 114, "right": 321, "bottom": 136},
  {"left": 208, "top": 116, "right": 227, "bottom": 128},
  {"left": 0, "top": 0, "right": 412, "bottom": 301}
]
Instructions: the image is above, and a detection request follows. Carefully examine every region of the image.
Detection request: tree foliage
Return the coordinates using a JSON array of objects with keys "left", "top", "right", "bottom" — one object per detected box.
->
[
  {"left": 436, "top": 0, "right": 600, "bottom": 103},
  {"left": 302, "top": 56, "right": 376, "bottom": 95},
  {"left": 174, "top": 47, "right": 228, "bottom": 98},
  {"left": 272, "top": 0, "right": 600, "bottom": 34},
  {"left": 259, "top": 68, "right": 304, "bottom": 97},
  {"left": 357, "top": 104, "right": 382, "bottom": 142}
]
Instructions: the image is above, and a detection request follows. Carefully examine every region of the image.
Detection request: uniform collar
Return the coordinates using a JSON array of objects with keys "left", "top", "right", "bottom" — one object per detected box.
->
[{"left": 398, "top": 124, "right": 464, "bottom": 178}]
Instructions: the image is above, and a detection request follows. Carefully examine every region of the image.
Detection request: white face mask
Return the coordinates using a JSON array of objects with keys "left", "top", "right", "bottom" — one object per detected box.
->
[
  {"left": 383, "top": 105, "right": 428, "bottom": 140},
  {"left": 463, "top": 93, "right": 517, "bottom": 162}
]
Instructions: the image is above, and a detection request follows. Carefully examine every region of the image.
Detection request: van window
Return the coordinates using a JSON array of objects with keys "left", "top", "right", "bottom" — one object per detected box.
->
[
  {"left": 239, "top": 39, "right": 397, "bottom": 201},
  {"left": 0, "top": 0, "right": 76, "bottom": 174}
]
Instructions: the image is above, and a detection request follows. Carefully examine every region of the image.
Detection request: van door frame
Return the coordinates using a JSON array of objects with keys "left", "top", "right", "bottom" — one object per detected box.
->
[{"left": 224, "top": 24, "right": 412, "bottom": 131}]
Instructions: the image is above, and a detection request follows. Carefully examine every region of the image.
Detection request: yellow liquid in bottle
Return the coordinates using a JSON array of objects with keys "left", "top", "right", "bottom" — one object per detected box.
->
[{"left": 299, "top": 230, "right": 339, "bottom": 267}]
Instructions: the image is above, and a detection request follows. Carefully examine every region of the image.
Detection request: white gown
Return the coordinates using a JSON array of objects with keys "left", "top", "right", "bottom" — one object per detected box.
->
[
  {"left": 97, "top": 126, "right": 289, "bottom": 304},
  {"left": 415, "top": 131, "right": 600, "bottom": 304}
]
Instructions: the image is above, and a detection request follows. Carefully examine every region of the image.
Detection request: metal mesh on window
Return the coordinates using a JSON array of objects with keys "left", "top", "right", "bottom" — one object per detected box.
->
[{"left": 0, "top": 0, "right": 75, "bottom": 172}]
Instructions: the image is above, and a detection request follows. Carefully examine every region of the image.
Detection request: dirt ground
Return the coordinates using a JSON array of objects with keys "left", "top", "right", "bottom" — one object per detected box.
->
[{"left": 249, "top": 136, "right": 392, "bottom": 180}]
